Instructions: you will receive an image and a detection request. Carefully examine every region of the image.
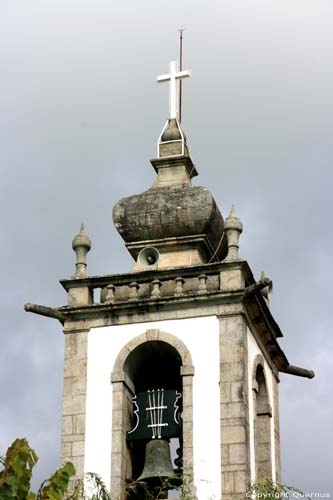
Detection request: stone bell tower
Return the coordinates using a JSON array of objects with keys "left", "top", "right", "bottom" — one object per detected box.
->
[{"left": 25, "top": 60, "right": 314, "bottom": 500}]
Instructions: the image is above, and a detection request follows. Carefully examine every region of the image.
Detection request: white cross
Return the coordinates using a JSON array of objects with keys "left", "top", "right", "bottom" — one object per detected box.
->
[{"left": 157, "top": 61, "right": 191, "bottom": 119}]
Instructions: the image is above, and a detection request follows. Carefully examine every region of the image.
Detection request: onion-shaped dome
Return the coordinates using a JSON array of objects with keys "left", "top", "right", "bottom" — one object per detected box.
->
[{"left": 113, "top": 183, "right": 227, "bottom": 262}]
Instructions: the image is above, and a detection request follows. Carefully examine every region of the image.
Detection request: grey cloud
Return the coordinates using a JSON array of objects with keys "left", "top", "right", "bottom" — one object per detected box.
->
[{"left": 1, "top": 0, "right": 332, "bottom": 492}]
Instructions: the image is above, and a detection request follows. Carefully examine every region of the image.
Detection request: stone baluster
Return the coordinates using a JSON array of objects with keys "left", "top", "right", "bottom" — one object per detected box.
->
[
  {"left": 129, "top": 282, "right": 139, "bottom": 300},
  {"left": 151, "top": 279, "right": 162, "bottom": 298},
  {"left": 174, "top": 276, "right": 185, "bottom": 295},
  {"left": 105, "top": 284, "right": 116, "bottom": 303},
  {"left": 198, "top": 274, "right": 207, "bottom": 293}
]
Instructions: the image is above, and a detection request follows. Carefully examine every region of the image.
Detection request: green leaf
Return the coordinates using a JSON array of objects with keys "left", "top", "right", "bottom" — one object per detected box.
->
[
  {"left": 39, "top": 461, "right": 75, "bottom": 500},
  {"left": 0, "top": 438, "right": 38, "bottom": 500}
]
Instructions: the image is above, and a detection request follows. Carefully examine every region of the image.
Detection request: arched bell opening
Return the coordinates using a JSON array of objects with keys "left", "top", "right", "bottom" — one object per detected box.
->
[
  {"left": 125, "top": 340, "right": 183, "bottom": 492},
  {"left": 253, "top": 363, "right": 273, "bottom": 481},
  {"left": 125, "top": 340, "right": 182, "bottom": 392},
  {"left": 110, "top": 331, "right": 195, "bottom": 500}
]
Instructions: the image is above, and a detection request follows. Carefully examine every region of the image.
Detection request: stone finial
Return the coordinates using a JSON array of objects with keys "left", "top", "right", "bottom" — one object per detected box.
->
[
  {"left": 72, "top": 224, "right": 91, "bottom": 278},
  {"left": 224, "top": 206, "right": 243, "bottom": 261}
]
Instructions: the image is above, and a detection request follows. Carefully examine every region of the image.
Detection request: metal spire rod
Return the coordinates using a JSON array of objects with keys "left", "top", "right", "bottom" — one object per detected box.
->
[{"left": 179, "top": 29, "right": 185, "bottom": 123}]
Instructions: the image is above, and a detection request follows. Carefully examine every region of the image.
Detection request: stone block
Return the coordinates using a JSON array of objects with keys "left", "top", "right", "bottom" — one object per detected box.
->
[
  {"left": 182, "top": 406, "right": 193, "bottom": 423},
  {"left": 65, "top": 335, "right": 77, "bottom": 359},
  {"left": 257, "top": 462, "right": 272, "bottom": 481},
  {"left": 221, "top": 343, "right": 244, "bottom": 363},
  {"left": 220, "top": 362, "right": 244, "bottom": 382},
  {"left": 221, "top": 417, "right": 246, "bottom": 427},
  {"left": 72, "top": 440, "right": 85, "bottom": 457},
  {"left": 111, "top": 452, "right": 124, "bottom": 478},
  {"left": 63, "top": 376, "right": 86, "bottom": 397},
  {"left": 182, "top": 445, "right": 194, "bottom": 464},
  {"left": 182, "top": 422, "right": 193, "bottom": 445},
  {"left": 220, "top": 269, "right": 245, "bottom": 292},
  {"left": 221, "top": 402, "right": 245, "bottom": 419},
  {"left": 223, "top": 425, "right": 246, "bottom": 444},
  {"left": 112, "top": 430, "right": 126, "bottom": 453},
  {"left": 219, "top": 315, "right": 245, "bottom": 342},
  {"left": 61, "top": 442, "right": 72, "bottom": 458},
  {"left": 112, "top": 390, "right": 125, "bottom": 410},
  {"left": 228, "top": 443, "right": 247, "bottom": 464},
  {"left": 74, "top": 414, "right": 85, "bottom": 434},
  {"left": 61, "top": 433, "right": 85, "bottom": 443},
  {"left": 256, "top": 442, "right": 271, "bottom": 462},
  {"left": 221, "top": 382, "right": 231, "bottom": 402},
  {"left": 234, "top": 470, "right": 248, "bottom": 493},
  {"left": 64, "top": 359, "right": 87, "bottom": 378},
  {"left": 180, "top": 356, "right": 194, "bottom": 372},
  {"left": 64, "top": 331, "right": 88, "bottom": 360},
  {"left": 62, "top": 415, "right": 73, "bottom": 435},
  {"left": 230, "top": 382, "right": 244, "bottom": 402},
  {"left": 63, "top": 394, "right": 86, "bottom": 415},
  {"left": 68, "top": 286, "right": 92, "bottom": 306},
  {"left": 222, "top": 444, "right": 229, "bottom": 466},
  {"left": 112, "top": 410, "right": 123, "bottom": 431},
  {"left": 145, "top": 329, "right": 160, "bottom": 341},
  {"left": 222, "top": 471, "right": 234, "bottom": 494},
  {"left": 256, "top": 416, "right": 271, "bottom": 439},
  {"left": 182, "top": 388, "right": 193, "bottom": 407}
]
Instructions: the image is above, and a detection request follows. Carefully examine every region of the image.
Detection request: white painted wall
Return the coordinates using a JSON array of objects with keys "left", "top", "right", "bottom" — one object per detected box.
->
[
  {"left": 84, "top": 316, "right": 221, "bottom": 500},
  {"left": 247, "top": 328, "right": 276, "bottom": 483}
]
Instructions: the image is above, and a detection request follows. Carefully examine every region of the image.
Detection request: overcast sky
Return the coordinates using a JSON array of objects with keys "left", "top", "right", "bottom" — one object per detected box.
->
[{"left": 1, "top": 0, "right": 332, "bottom": 494}]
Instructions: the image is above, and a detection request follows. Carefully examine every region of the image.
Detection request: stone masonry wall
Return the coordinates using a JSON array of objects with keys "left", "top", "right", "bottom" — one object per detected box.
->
[
  {"left": 61, "top": 329, "right": 89, "bottom": 482},
  {"left": 219, "top": 314, "right": 251, "bottom": 500},
  {"left": 273, "top": 377, "right": 281, "bottom": 483}
]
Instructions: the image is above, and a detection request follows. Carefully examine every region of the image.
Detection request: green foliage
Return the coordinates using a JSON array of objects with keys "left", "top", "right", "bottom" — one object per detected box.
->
[
  {"left": 37, "top": 462, "right": 75, "bottom": 500},
  {"left": 67, "top": 473, "right": 111, "bottom": 500},
  {"left": 124, "top": 474, "right": 191, "bottom": 500},
  {"left": 0, "top": 438, "right": 38, "bottom": 500},
  {"left": 247, "top": 479, "right": 306, "bottom": 500},
  {"left": 0, "top": 438, "right": 76, "bottom": 500}
]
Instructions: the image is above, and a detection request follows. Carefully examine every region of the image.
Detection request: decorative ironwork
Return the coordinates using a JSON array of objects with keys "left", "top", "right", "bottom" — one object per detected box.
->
[{"left": 128, "top": 389, "right": 182, "bottom": 441}]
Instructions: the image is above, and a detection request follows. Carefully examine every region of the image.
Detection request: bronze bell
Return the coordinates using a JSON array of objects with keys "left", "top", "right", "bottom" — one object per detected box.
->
[{"left": 137, "top": 439, "right": 180, "bottom": 485}]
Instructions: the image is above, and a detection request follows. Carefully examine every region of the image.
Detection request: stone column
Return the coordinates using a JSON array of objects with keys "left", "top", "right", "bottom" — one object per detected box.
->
[
  {"left": 61, "top": 327, "right": 89, "bottom": 484},
  {"left": 219, "top": 314, "right": 251, "bottom": 500}
]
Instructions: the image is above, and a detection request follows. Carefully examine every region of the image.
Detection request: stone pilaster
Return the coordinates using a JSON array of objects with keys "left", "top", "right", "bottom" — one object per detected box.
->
[
  {"left": 219, "top": 314, "right": 251, "bottom": 500},
  {"left": 110, "top": 374, "right": 134, "bottom": 500},
  {"left": 61, "top": 328, "right": 89, "bottom": 481},
  {"left": 272, "top": 378, "right": 281, "bottom": 483}
]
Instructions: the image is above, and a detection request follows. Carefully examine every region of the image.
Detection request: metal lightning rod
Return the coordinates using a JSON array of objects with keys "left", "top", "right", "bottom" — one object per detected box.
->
[{"left": 179, "top": 29, "right": 185, "bottom": 123}]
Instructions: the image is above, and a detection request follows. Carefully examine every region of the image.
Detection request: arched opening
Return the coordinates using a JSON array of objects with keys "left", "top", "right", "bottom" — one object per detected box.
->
[
  {"left": 125, "top": 340, "right": 182, "bottom": 392},
  {"left": 110, "top": 330, "right": 195, "bottom": 500},
  {"left": 253, "top": 363, "right": 273, "bottom": 481},
  {"left": 125, "top": 341, "right": 182, "bottom": 490}
]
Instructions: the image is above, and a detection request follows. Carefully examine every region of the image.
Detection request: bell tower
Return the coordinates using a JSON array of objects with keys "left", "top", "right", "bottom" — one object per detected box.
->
[{"left": 25, "top": 60, "right": 314, "bottom": 500}]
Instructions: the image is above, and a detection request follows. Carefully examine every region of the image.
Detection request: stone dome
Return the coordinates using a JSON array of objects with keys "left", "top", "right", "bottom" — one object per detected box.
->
[
  {"left": 112, "top": 120, "right": 228, "bottom": 267},
  {"left": 113, "top": 184, "right": 225, "bottom": 254}
]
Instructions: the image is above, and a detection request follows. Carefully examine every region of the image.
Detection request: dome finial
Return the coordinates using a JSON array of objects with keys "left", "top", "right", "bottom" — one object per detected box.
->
[
  {"left": 72, "top": 223, "right": 91, "bottom": 278},
  {"left": 156, "top": 61, "right": 192, "bottom": 159}
]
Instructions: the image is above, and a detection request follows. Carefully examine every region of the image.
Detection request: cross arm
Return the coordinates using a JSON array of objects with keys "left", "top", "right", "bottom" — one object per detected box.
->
[
  {"left": 157, "top": 74, "right": 171, "bottom": 83},
  {"left": 176, "top": 70, "right": 191, "bottom": 79}
]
